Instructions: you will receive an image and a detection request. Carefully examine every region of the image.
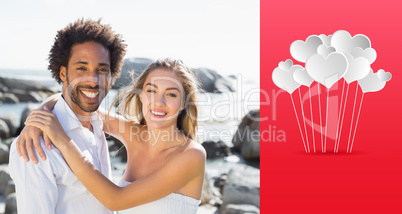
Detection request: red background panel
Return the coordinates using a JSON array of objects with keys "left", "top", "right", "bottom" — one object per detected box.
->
[{"left": 260, "top": 0, "right": 402, "bottom": 213}]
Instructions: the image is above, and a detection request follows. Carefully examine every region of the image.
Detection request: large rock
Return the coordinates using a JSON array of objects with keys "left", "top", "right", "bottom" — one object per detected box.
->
[
  {"left": 18, "top": 104, "right": 40, "bottom": 133},
  {"left": 0, "top": 167, "right": 12, "bottom": 195},
  {"left": 202, "top": 140, "right": 231, "bottom": 159},
  {"left": 0, "top": 76, "right": 54, "bottom": 93},
  {"left": 232, "top": 109, "right": 260, "bottom": 160},
  {"left": 112, "top": 57, "right": 235, "bottom": 93},
  {"left": 0, "top": 119, "right": 10, "bottom": 139},
  {"left": 1, "top": 93, "right": 19, "bottom": 104},
  {"left": 201, "top": 172, "right": 221, "bottom": 205},
  {"left": 4, "top": 180, "right": 15, "bottom": 196},
  {"left": 0, "top": 143, "right": 9, "bottom": 164},
  {"left": 105, "top": 134, "right": 127, "bottom": 162},
  {"left": 198, "top": 204, "right": 219, "bottom": 214},
  {"left": 194, "top": 67, "right": 234, "bottom": 93},
  {"left": 4, "top": 193, "right": 17, "bottom": 214},
  {"left": 221, "top": 164, "right": 260, "bottom": 210},
  {"left": 214, "top": 173, "right": 228, "bottom": 194},
  {"left": 0, "top": 82, "right": 8, "bottom": 92},
  {"left": 221, "top": 204, "right": 260, "bottom": 214},
  {"left": 3, "top": 138, "right": 16, "bottom": 149},
  {"left": 9, "top": 89, "right": 43, "bottom": 102},
  {"left": 0, "top": 113, "right": 19, "bottom": 137},
  {"left": 112, "top": 58, "right": 154, "bottom": 89}
]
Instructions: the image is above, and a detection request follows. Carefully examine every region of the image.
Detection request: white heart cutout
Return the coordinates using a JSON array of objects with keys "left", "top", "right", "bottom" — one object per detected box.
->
[
  {"left": 358, "top": 69, "right": 386, "bottom": 93},
  {"left": 351, "top": 47, "right": 377, "bottom": 64},
  {"left": 278, "top": 59, "right": 293, "bottom": 71},
  {"left": 305, "top": 52, "right": 348, "bottom": 88},
  {"left": 317, "top": 45, "right": 336, "bottom": 58},
  {"left": 293, "top": 65, "right": 314, "bottom": 87},
  {"left": 343, "top": 53, "right": 371, "bottom": 83},
  {"left": 290, "top": 35, "right": 323, "bottom": 63},
  {"left": 272, "top": 61, "right": 301, "bottom": 94},
  {"left": 318, "top": 34, "right": 332, "bottom": 47},
  {"left": 376, "top": 69, "right": 392, "bottom": 82},
  {"left": 331, "top": 30, "right": 371, "bottom": 54}
]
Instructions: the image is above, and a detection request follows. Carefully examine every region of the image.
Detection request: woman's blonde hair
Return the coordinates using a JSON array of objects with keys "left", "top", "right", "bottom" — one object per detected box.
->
[{"left": 112, "top": 58, "right": 199, "bottom": 140}]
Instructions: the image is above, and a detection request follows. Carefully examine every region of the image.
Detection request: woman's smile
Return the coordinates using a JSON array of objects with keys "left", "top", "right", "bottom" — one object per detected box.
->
[{"left": 150, "top": 109, "right": 168, "bottom": 118}]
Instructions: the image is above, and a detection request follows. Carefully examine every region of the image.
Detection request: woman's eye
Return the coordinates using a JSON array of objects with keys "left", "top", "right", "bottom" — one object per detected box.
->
[
  {"left": 146, "top": 89, "right": 156, "bottom": 93},
  {"left": 167, "top": 93, "right": 177, "bottom": 98}
]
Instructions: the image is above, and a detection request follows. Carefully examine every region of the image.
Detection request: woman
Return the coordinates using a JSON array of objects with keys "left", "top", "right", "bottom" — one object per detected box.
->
[{"left": 21, "top": 58, "right": 206, "bottom": 213}]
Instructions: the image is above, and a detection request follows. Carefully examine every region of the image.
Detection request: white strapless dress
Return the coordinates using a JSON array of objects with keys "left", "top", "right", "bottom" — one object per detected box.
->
[{"left": 117, "top": 180, "right": 200, "bottom": 214}]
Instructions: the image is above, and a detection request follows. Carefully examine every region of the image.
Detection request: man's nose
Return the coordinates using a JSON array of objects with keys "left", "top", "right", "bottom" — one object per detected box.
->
[{"left": 82, "top": 69, "right": 101, "bottom": 83}]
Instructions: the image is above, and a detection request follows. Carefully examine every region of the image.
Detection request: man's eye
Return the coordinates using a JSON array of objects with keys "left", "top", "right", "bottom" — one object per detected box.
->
[
  {"left": 77, "top": 67, "right": 86, "bottom": 71},
  {"left": 99, "top": 67, "right": 109, "bottom": 73}
]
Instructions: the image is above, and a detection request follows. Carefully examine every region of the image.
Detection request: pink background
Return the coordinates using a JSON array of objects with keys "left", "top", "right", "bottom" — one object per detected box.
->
[{"left": 261, "top": 0, "right": 402, "bottom": 213}]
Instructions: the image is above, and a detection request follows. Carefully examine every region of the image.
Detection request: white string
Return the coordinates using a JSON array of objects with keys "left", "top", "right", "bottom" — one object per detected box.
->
[
  {"left": 349, "top": 93, "right": 364, "bottom": 153},
  {"left": 299, "top": 88, "right": 310, "bottom": 153},
  {"left": 309, "top": 88, "right": 316, "bottom": 153},
  {"left": 334, "top": 79, "right": 346, "bottom": 153},
  {"left": 324, "top": 87, "right": 329, "bottom": 153},
  {"left": 290, "top": 94, "right": 308, "bottom": 153},
  {"left": 317, "top": 83, "right": 324, "bottom": 153},
  {"left": 347, "top": 82, "right": 359, "bottom": 153},
  {"left": 336, "top": 83, "right": 350, "bottom": 153}
]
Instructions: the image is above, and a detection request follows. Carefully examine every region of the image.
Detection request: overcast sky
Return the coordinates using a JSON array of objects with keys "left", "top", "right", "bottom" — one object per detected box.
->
[{"left": 0, "top": 0, "right": 259, "bottom": 78}]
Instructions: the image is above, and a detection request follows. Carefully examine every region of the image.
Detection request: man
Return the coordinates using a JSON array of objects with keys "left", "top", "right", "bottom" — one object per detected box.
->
[{"left": 9, "top": 18, "right": 127, "bottom": 214}]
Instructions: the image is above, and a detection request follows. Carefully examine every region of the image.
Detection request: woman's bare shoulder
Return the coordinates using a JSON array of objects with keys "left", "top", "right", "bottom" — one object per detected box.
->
[
  {"left": 120, "top": 122, "right": 147, "bottom": 147},
  {"left": 187, "top": 140, "right": 206, "bottom": 151},
  {"left": 180, "top": 140, "right": 207, "bottom": 163},
  {"left": 161, "top": 140, "right": 206, "bottom": 180}
]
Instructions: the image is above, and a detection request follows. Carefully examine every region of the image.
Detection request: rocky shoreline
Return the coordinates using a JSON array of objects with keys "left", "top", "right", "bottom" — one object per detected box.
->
[{"left": 198, "top": 110, "right": 260, "bottom": 214}]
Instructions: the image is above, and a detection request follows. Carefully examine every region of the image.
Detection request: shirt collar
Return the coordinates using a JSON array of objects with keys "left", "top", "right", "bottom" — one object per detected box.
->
[{"left": 53, "top": 95, "right": 103, "bottom": 133}]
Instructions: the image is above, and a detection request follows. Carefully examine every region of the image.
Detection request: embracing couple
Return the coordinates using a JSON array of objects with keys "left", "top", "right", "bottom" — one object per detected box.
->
[{"left": 8, "top": 19, "right": 206, "bottom": 214}]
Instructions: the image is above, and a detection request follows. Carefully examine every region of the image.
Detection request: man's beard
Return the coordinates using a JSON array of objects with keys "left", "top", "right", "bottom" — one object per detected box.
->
[{"left": 66, "top": 76, "right": 108, "bottom": 113}]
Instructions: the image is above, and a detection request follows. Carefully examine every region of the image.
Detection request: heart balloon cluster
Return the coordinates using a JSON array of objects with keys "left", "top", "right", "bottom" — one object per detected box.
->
[
  {"left": 272, "top": 30, "right": 391, "bottom": 153},
  {"left": 273, "top": 30, "right": 391, "bottom": 93}
]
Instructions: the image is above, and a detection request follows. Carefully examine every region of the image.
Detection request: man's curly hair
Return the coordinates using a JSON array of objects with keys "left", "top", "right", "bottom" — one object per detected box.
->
[{"left": 48, "top": 18, "right": 127, "bottom": 84}]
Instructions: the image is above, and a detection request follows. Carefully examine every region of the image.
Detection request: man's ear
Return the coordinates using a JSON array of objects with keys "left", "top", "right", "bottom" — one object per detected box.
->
[{"left": 60, "top": 66, "right": 67, "bottom": 82}]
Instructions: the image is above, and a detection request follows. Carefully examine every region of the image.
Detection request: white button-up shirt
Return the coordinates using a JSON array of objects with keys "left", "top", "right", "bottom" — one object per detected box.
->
[{"left": 9, "top": 97, "right": 114, "bottom": 214}]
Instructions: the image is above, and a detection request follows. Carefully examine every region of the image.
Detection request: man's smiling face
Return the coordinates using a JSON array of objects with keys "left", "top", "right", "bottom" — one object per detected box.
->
[{"left": 60, "top": 41, "right": 111, "bottom": 116}]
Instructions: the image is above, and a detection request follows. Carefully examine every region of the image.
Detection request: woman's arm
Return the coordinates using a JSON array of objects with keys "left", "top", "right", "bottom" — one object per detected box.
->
[
  {"left": 25, "top": 109, "right": 206, "bottom": 211},
  {"left": 96, "top": 108, "right": 133, "bottom": 146},
  {"left": 17, "top": 94, "right": 139, "bottom": 162},
  {"left": 37, "top": 93, "right": 61, "bottom": 110},
  {"left": 16, "top": 93, "right": 61, "bottom": 163},
  {"left": 59, "top": 139, "right": 204, "bottom": 210}
]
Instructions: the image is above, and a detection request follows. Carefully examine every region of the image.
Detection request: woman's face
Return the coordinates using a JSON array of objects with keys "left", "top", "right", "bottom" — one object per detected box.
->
[{"left": 140, "top": 69, "right": 185, "bottom": 130}]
